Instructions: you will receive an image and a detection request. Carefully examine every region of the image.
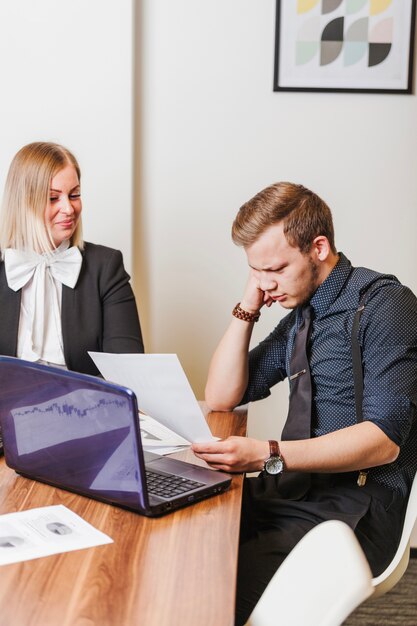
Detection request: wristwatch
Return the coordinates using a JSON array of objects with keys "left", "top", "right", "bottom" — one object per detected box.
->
[{"left": 263, "top": 440, "right": 284, "bottom": 475}]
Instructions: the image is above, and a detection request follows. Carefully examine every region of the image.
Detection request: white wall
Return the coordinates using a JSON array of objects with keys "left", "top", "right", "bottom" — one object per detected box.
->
[
  {"left": 138, "top": 0, "right": 417, "bottom": 544},
  {"left": 0, "top": 0, "right": 415, "bottom": 546},
  {"left": 0, "top": 0, "right": 134, "bottom": 271}
]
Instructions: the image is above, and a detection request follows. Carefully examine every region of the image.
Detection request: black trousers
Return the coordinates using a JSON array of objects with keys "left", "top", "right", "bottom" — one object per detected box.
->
[{"left": 235, "top": 472, "right": 407, "bottom": 626}]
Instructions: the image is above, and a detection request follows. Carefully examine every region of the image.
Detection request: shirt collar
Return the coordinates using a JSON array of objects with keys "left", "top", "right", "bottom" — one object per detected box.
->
[{"left": 309, "top": 252, "right": 353, "bottom": 317}]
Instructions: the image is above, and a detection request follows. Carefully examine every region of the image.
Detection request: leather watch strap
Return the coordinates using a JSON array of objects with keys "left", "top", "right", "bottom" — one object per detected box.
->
[{"left": 269, "top": 440, "right": 279, "bottom": 457}]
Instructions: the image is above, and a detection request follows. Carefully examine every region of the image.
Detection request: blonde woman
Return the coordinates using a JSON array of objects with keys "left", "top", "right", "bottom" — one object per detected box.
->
[{"left": 0, "top": 142, "right": 144, "bottom": 375}]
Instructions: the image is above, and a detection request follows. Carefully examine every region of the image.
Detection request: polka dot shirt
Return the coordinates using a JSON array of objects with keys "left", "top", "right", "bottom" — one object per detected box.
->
[{"left": 240, "top": 253, "right": 417, "bottom": 497}]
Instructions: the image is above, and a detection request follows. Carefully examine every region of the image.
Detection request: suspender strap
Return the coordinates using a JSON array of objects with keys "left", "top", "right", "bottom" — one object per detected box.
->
[
  {"left": 351, "top": 281, "right": 388, "bottom": 486},
  {"left": 351, "top": 281, "right": 386, "bottom": 422},
  {"left": 351, "top": 296, "right": 367, "bottom": 423},
  {"left": 351, "top": 280, "right": 391, "bottom": 486}
]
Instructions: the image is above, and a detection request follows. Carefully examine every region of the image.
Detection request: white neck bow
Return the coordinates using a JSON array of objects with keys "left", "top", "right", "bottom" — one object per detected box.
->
[
  {"left": 4, "top": 244, "right": 82, "bottom": 292},
  {"left": 4, "top": 244, "right": 83, "bottom": 363}
]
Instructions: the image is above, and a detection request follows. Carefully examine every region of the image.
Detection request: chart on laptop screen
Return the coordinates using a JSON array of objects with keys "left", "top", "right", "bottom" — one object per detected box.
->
[{"left": 0, "top": 358, "right": 148, "bottom": 511}]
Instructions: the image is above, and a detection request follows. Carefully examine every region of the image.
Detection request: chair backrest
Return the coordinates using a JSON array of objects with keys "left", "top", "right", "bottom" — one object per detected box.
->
[
  {"left": 246, "top": 520, "right": 373, "bottom": 626},
  {"left": 372, "top": 471, "right": 417, "bottom": 597}
]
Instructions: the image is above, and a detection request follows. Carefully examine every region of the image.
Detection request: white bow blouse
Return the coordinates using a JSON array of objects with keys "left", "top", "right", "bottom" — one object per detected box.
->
[{"left": 4, "top": 242, "right": 82, "bottom": 366}]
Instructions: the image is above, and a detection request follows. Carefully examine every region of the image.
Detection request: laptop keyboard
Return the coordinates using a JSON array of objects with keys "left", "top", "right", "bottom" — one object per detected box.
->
[{"left": 146, "top": 470, "right": 205, "bottom": 499}]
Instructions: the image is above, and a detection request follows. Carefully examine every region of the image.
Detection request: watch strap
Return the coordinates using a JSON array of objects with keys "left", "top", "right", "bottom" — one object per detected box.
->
[{"left": 268, "top": 439, "right": 280, "bottom": 458}]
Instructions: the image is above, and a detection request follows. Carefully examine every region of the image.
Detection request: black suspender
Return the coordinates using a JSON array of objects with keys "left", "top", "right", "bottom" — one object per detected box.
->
[
  {"left": 351, "top": 293, "right": 367, "bottom": 424},
  {"left": 351, "top": 281, "right": 383, "bottom": 486}
]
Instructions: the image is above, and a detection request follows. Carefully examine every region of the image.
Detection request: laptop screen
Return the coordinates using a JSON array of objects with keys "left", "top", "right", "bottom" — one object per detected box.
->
[{"left": 0, "top": 357, "right": 148, "bottom": 511}]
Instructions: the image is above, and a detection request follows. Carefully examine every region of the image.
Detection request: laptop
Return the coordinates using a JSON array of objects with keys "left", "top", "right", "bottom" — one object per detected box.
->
[{"left": 0, "top": 356, "right": 231, "bottom": 516}]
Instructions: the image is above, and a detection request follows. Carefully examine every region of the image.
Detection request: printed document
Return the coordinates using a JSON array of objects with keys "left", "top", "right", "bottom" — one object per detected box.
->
[
  {"left": 0, "top": 505, "right": 112, "bottom": 566},
  {"left": 139, "top": 413, "right": 190, "bottom": 455},
  {"left": 88, "top": 353, "right": 213, "bottom": 443}
]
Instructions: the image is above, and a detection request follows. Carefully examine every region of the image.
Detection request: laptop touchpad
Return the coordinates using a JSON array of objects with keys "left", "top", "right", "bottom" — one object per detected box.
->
[{"left": 146, "top": 455, "right": 218, "bottom": 483}]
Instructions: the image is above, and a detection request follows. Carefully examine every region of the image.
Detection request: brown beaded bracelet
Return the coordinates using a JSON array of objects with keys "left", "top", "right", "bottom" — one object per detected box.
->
[{"left": 232, "top": 302, "right": 261, "bottom": 323}]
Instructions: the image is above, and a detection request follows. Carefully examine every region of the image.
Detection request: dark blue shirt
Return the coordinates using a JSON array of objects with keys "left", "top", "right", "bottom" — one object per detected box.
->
[{"left": 241, "top": 253, "right": 417, "bottom": 497}]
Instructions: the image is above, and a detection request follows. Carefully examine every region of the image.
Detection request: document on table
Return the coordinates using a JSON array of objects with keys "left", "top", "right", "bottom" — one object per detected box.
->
[
  {"left": 89, "top": 353, "right": 214, "bottom": 443},
  {"left": 139, "top": 412, "right": 190, "bottom": 455},
  {"left": 0, "top": 505, "right": 112, "bottom": 566}
]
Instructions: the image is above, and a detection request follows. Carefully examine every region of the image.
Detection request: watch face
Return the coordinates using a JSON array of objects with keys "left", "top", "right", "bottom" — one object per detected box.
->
[{"left": 265, "top": 457, "right": 284, "bottom": 475}]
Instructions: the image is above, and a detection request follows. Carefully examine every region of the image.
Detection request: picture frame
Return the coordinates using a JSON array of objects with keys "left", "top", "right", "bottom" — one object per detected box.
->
[{"left": 273, "top": 0, "right": 416, "bottom": 94}]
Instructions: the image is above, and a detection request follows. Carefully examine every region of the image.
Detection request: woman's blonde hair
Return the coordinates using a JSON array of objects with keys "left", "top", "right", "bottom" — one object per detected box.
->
[{"left": 0, "top": 141, "right": 83, "bottom": 255}]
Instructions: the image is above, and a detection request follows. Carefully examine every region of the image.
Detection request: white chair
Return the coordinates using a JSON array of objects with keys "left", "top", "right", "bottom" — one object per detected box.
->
[
  {"left": 247, "top": 472, "right": 417, "bottom": 626},
  {"left": 371, "top": 471, "right": 417, "bottom": 597},
  {"left": 246, "top": 520, "right": 374, "bottom": 626}
]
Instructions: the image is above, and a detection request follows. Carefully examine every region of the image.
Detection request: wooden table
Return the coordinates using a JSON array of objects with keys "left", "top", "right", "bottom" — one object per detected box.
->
[{"left": 0, "top": 406, "right": 247, "bottom": 626}]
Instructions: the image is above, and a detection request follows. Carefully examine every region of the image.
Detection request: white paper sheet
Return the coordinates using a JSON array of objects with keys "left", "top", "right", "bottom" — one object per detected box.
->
[
  {"left": 140, "top": 413, "right": 190, "bottom": 454},
  {"left": 89, "top": 353, "right": 213, "bottom": 443},
  {"left": 0, "top": 505, "right": 112, "bottom": 566}
]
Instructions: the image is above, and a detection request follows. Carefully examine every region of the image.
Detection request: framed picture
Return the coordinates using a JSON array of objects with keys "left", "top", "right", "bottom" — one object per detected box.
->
[{"left": 274, "top": 0, "right": 416, "bottom": 93}]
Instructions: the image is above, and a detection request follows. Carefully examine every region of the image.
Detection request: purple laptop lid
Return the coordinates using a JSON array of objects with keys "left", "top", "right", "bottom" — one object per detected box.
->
[{"left": 0, "top": 356, "right": 150, "bottom": 512}]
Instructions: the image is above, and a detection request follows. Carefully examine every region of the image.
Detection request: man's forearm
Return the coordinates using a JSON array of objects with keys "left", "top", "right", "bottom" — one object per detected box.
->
[
  {"left": 205, "top": 317, "right": 254, "bottom": 411},
  {"left": 192, "top": 422, "right": 399, "bottom": 474},
  {"left": 280, "top": 421, "right": 399, "bottom": 473}
]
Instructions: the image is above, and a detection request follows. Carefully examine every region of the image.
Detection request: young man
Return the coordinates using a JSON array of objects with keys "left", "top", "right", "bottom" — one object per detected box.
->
[{"left": 192, "top": 182, "right": 417, "bottom": 626}]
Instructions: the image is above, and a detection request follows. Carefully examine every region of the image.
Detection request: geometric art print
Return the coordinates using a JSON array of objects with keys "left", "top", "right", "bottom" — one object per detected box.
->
[{"left": 274, "top": 0, "right": 416, "bottom": 92}]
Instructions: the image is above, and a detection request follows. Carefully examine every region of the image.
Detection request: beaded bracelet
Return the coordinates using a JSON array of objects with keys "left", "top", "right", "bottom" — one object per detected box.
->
[{"left": 232, "top": 302, "right": 261, "bottom": 323}]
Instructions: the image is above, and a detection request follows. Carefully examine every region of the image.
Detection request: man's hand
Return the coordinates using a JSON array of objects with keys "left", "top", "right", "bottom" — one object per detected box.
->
[
  {"left": 240, "top": 272, "right": 268, "bottom": 314},
  {"left": 192, "top": 436, "right": 269, "bottom": 473},
  {"left": 193, "top": 423, "right": 400, "bottom": 475}
]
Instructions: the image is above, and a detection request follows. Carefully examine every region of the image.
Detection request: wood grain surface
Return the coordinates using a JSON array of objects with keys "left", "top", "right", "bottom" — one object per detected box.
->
[{"left": 0, "top": 406, "right": 247, "bottom": 626}]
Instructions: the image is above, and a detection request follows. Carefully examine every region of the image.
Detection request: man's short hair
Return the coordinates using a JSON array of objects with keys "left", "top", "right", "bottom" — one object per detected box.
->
[{"left": 232, "top": 182, "right": 336, "bottom": 254}]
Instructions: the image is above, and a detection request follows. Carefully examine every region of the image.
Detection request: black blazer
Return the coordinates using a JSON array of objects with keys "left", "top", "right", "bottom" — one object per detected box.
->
[{"left": 0, "top": 242, "right": 144, "bottom": 375}]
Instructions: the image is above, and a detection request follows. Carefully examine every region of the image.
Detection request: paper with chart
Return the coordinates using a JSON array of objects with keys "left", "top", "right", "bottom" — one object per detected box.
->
[
  {"left": 0, "top": 505, "right": 112, "bottom": 566},
  {"left": 139, "top": 412, "right": 190, "bottom": 455},
  {"left": 88, "top": 353, "right": 214, "bottom": 443}
]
